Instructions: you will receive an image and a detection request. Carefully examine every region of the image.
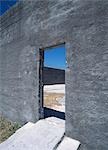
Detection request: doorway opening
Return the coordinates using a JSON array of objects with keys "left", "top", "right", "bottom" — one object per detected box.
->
[{"left": 39, "top": 44, "right": 66, "bottom": 120}]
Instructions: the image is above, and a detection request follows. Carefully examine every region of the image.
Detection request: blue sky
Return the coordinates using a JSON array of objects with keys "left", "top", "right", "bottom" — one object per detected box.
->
[
  {"left": 44, "top": 45, "right": 66, "bottom": 69},
  {"left": 0, "top": 0, "right": 18, "bottom": 15}
]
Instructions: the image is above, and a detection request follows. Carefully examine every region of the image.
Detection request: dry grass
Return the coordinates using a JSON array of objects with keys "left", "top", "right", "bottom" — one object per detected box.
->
[
  {"left": 0, "top": 116, "right": 21, "bottom": 143},
  {"left": 44, "top": 92, "right": 64, "bottom": 108}
]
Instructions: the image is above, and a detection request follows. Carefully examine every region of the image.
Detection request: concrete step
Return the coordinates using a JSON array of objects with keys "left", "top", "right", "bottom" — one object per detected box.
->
[
  {"left": 57, "top": 136, "right": 80, "bottom": 150},
  {"left": 0, "top": 117, "right": 80, "bottom": 150}
]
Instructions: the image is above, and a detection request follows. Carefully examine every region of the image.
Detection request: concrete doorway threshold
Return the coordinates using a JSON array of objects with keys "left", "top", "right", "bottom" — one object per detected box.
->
[{"left": 0, "top": 117, "right": 80, "bottom": 150}]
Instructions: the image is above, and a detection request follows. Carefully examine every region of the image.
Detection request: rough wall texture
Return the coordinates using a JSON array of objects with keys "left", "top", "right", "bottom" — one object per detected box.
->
[
  {"left": 0, "top": 1, "right": 40, "bottom": 124},
  {"left": 0, "top": 0, "right": 108, "bottom": 149}
]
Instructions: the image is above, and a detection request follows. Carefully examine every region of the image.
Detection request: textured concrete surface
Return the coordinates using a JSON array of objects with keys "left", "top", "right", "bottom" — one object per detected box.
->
[
  {"left": 0, "top": 117, "right": 65, "bottom": 150},
  {"left": 57, "top": 137, "right": 80, "bottom": 150},
  {"left": 0, "top": 0, "right": 108, "bottom": 149},
  {"left": 0, "top": 117, "right": 80, "bottom": 150}
]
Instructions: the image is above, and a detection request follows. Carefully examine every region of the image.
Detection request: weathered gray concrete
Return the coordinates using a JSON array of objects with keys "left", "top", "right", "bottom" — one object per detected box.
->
[
  {"left": 0, "top": 117, "right": 80, "bottom": 150},
  {"left": 0, "top": 0, "right": 108, "bottom": 149},
  {"left": 0, "top": 117, "right": 65, "bottom": 150}
]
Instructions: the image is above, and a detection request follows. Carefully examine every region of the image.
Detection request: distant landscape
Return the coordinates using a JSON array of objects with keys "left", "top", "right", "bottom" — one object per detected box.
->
[{"left": 44, "top": 84, "right": 65, "bottom": 112}]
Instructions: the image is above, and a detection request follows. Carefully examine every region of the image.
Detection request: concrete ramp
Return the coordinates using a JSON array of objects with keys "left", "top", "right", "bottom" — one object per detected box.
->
[{"left": 0, "top": 117, "right": 80, "bottom": 150}]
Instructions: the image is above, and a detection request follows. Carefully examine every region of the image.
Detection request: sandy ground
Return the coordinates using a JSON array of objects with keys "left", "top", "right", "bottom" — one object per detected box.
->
[{"left": 44, "top": 84, "right": 65, "bottom": 112}]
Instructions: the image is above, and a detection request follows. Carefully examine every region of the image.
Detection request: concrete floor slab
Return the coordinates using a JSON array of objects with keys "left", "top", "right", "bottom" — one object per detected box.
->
[
  {"left": 0, "top": 117, "right": 80, "bottom": 150},
  {"left": 57, "top": 137, "right": 80, "bottom": 150},
  {"left": 0, "top": 117, "right": 65, "bottom": 150}
]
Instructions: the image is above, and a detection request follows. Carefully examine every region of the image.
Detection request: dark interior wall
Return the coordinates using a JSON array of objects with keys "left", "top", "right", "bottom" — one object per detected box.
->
[
  {"left": 0, "top": 0, "right": 108, "bottom": 149},
  {"left": 43, "top": 67, "right": 65, "bottom": 85}
]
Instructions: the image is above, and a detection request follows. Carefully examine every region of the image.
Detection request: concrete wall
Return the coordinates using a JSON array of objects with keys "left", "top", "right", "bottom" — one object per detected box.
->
[
  {"left": 0, "top": 2, "right": 40, "bottom": 124},
  {"left": 0, "top": 0, "right": 108, "bottom": 149},
  {"left": 43, "top": 67, "right": 65, "bottom": 85}
]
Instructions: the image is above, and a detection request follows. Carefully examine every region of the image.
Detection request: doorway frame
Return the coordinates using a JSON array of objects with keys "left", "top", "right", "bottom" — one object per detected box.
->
[{"left": 39, "top": 42, "right": 66, "bottom": 120}]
